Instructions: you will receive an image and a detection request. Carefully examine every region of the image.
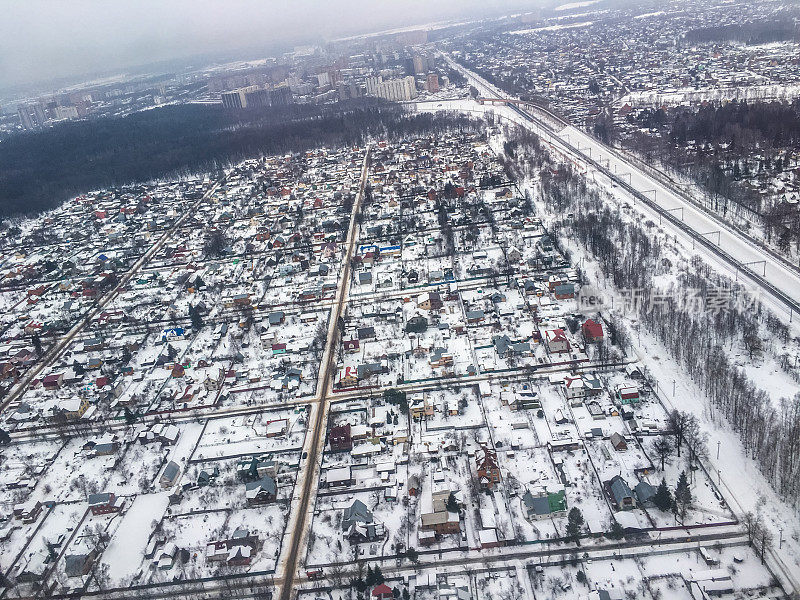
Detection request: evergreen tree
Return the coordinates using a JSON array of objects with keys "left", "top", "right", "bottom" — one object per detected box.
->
[
  {"left": 675, "top": 471, "right": 692, "bottom": 522},
  {"left": 446, "top": 492, "right": 460, "bottom": 513},
  {"left": 608, "top": 519, "right": 625, "bottom": 540},
  {"left": 405, "top": 547, "right": 419, "bottom": 564},
  {"left": 365, "top": 566, "right": 376, "bottom": 587},
  {"left": 0, "top": 428, "right": 10, "bottom": 445},
  {"left": 654, "top": 478, "right": 673, "bottom": 512},
  {"left": 566, "top": 507, "right": 584, "bottom": 543},
  {"left": 373, "top": 565, "right": 385, "bottom": 585},
  {"left": 123, "top": 407, "right": 137, "bottom": 425},
  {"left": 32, "top": 334, "right": 43, "bottom": 356},
  {"left": 189, "top": 304, "right": 204, "bottom": 331}
]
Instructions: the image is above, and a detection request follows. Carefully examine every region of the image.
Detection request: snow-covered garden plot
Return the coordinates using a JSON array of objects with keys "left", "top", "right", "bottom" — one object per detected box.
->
[
  {"left": 0, "top": 437, "right": 60, "bottom": 503},
  {"left": 471, "top": 568, "right": 526, "bottom": 600},
  {"left": 23, "top": 438, "right": 134, "bottom": 505},
  {"left": 558, "top": 448, "right": 613, "bottom": 533},
  {"left": 100, "top": 439, "right": 174, "bottom": 496},
  {"left": 640, "top": 452, "right": 737, "bottom": 528},
  {"left": 306, "top": 485, "right": 411, "bottom": 565},
  {"left": 192, "top": 410, "right": 307, "bottom": 461},
  {"left": 98, "top": 491, "right": 170, "bottom": 586},
  {"left": 422, "top": 388, "right": 484, "bottom": 431},
  {"left": 537, "top": 385, "right": 582, "bottom": 440},
  {"left": 501, "top": 446, "right": 566, "bottom": 540}
]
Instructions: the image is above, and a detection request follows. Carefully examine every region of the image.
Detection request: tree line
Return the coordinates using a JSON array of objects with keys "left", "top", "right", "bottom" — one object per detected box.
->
[
  {"left": 510, "top": 133, "right": 800, "bottom": 505},
  {"left": 626, "top": 100, "right": 800, "bottom": 248},
  {"left": 683, "top": 20, "right": 800, "bottom": 45},
  {"left": 0, "top": 100, "right": 481, "bottom": 218}
]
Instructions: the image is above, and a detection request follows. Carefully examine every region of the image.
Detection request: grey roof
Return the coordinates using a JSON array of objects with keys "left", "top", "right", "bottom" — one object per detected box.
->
[
  {"left": 268, "top": 311, "right": 285, "bottom": 326},
  {"left": 357, "top": 362, "right": 382, "bottom": 379},
  {"left": 161, "top": 461, "right": 179, "bottom": 483},
  {"left": 342, "top": 499, "right": 373, "bottom": 530},
  {"left": 492, "top": 334, "right": 512, "bottom": 356},
  {"left": 522, "top": 490, "right": 551, "bottom": 517},
  {"left": 357, "top": 326, "right": 376, "bottom": 339},
  {"left": 609, "top": 476, "right": 634, "bottom": 505},
  {"left": 510, "top": 342, "right": 531, "bottom": 354},
  {"left": 87, "top": 493, "right": 112, "bottom": 505},
  {"left": 64, "top": 554, "right": 90, "bottom": 578},
  {"left": 430, "top": 347, "right": 449, "bottom": 362},
  {"left": 634, "top": 481, "right": 656, "bottom": 504},
  {"left": 245, "top": 475, "right": 277, "bottom": 496}
]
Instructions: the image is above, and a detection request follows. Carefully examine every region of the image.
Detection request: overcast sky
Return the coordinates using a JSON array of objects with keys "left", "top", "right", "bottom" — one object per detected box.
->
[{"left": 0, "top": 0, "right": 537, "bottom": 92}]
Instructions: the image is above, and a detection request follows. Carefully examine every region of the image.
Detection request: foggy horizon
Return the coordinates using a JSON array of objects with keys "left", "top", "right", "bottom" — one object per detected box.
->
[{"left": 0, "top": 0, "right": 539, "bottom": 94}]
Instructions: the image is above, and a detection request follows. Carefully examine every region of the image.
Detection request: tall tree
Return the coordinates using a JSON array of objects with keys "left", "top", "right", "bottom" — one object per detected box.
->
[
  {"left": 654, "top": 478, "right": 673, "bottom": 512},
  {"left": 566, "top": 507, "right": 584, "bottom": 544},
  {"left": 674, "top": 471, "right": 692, "bottom": 522},
  {"left": 651, "top": 436, "right": 673, "bottom": 471},
  {"left": 32, "top": 334, "right": 43, "bottom": 357}
]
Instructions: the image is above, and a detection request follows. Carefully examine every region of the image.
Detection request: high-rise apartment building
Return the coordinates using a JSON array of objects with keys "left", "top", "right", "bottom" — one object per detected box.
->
[
  {"left": 426, "top": 74, "right": 440, "bottom": 94},
  {"left": 365, "top": 76, "right": 417, "bottom": 102}
]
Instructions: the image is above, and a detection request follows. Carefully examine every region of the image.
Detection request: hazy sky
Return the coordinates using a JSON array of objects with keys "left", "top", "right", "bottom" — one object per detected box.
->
[{"left": 0, "top": 0, "right": 536, "bottom": 91}]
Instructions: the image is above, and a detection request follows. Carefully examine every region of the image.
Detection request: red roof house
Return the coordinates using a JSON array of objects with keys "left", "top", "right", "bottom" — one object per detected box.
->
[
  {"left": 372, "top": 584, "right": 393, "bottom": 600},
  {"left": 582, "top": 319, "right": 604, "bottom": 343}
]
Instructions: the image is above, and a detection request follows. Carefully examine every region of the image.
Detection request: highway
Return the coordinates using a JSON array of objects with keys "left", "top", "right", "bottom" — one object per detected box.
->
[{"left": 441, "top": 56, "right": 800, "bottom": 327}]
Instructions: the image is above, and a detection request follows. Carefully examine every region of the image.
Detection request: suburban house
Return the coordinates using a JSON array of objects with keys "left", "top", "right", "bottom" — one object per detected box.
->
[
  {"left": 634, "top": 481, "right": 657, "bottom": 507},
  {"left": 582, "top": 319, "right": 604, "bottom": 342},
  {"left": 419, "top": 490, "right": 461, "bottom": 542},
  {"left": 329, "top": 423, "right": 353, "bottom": 452},
  {"left": 65, "top": 551, "right": 97, "bottom": 578},
  {"left": 616, "top": 385, "right": 640, "bottom": 405},
  {"left": 417, "top": 291, "right": 443, "bottom": 311},
  {"left": 610, "top": 432, "right": 628, "bottom": 451},
  {"left": 544, "top": 329, "right": 571, "bottom": 354},
  {"left": 522, "top": 488, "right": 567, "bottom": 521},
  {"left": 410, "top": 393, "right": 434, "bottom": 420},
  {"left": 429, "top": 347, "right": 454, "bottom": 368},
  {"left": 553, "top": 283, "right": 575, "bottom": 300},
  {"left": 245, "top": 475, "right": 277, "bottom": 504},
  {"left": 372, "top": 584, "right": 394, "bottom": 600},
  {"left": 13, "top": 499, "right": 43, "bottom": 523},
  {"left": 159, "top": 461, "right": 181, "bottom": 489},
  {"left": 324, "top": 466, "right": 353, "bottom": 488},
  {"left": 42, "top": 373, "right": 64, "bottom": 390},
  {"left": 51, "top": 397, "right": 90, "bottom": 421},
  {"left": 606, "top": 475, "right": 636, "bottom": 510},
  {"left": 475, "top": 443, "right": 501, "bottom": 489},
  {"left": 87, "top": 492, "right": 124, "bottom": 515},
  {"left": 205, "top": 528, "right": 260, "bottom": 566},
  {"left": 563, "top": 376, "right": 586, "bottom": 401}
]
